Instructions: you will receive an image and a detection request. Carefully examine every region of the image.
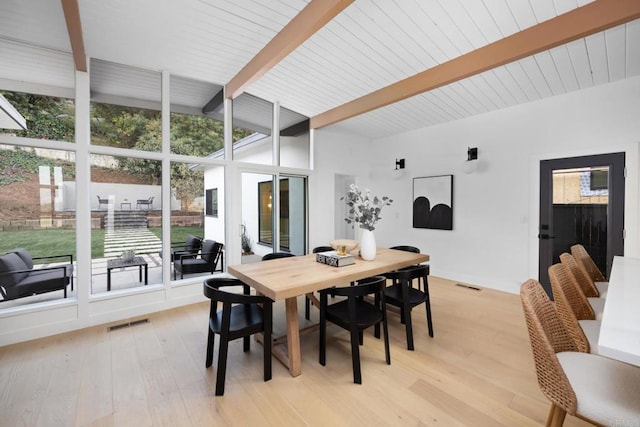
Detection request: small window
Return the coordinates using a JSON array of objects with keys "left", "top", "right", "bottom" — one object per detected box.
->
[
  {"left": 206, "top": 188, "right": 218, "bottom": 217},
  {"left": 590, "top": 169, "right": 608, "bottom": 191}
]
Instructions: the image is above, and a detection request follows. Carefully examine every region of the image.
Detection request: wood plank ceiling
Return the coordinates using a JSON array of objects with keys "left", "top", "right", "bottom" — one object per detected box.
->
[{"left": 0, "top": 0, "right": 639, "bottom": 140}]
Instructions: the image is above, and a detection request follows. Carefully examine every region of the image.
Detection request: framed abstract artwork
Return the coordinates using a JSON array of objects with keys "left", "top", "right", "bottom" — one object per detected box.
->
[{"left": 413, "top": 175, "right": 453, "bottom": 230}]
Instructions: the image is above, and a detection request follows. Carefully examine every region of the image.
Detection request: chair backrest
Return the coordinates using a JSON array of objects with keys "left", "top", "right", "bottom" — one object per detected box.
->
[
  {"left": 261, "top": 252, "right": 294, "bottom": 261},
  {"left": 312, "top": 246, "right": 334, "bottom": 253},
  {"left": 547, "top": 263, "right": 590, "bottom": 353},
  {"left": 201, "top": 240, "right": 222, "bottom": 264},
  {"left": 390, "top": 245, "right": 420, "bottom": 253},
  {"left": 203, "top": 277, "right": 269, "bottom": 305},
  {"left": 390, "top": 264, "right": 427, "bottom": 280},
  {"left": 548, "top": 262, "right": 595, "bottom": 321},
  {"left": 560, "top": 252, "right": 599, "bottom": 297},
  {"left": 329, "top": 275, "right": 386, "bottom": 298},
  {"left": 520, "top": 279, "right": 578, "bottom": 415},
  {"left": 570, "top": 244, "right": 606, "bottom": 282},
  {"left": 185, "top": 234, "right": 202, "bottom": 253}
]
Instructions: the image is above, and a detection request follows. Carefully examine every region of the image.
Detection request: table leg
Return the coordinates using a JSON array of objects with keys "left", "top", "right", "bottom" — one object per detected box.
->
[
  {"left": 144, "top": 264, "right": 148, "bottom": 284},
  {"left": 139, "top": 265, "right": 142, "bottom": 282},
  {"left": 107, "top": 269, "right": 111, "bottom": 291},
  {"left": 285, "top": 297, "right": 302, "bottom": 377}
]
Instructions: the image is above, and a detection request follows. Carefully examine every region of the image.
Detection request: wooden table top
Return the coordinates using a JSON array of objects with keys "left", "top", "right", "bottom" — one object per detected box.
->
[{"left": 228, "top": 247, "right": 429, "bottom": 301}]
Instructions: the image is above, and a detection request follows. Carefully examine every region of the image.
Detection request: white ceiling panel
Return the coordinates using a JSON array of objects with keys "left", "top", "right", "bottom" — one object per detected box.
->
[
  {"left": 0, "top": 0, "right": 637, "bottom": 141},
  {"left": 533, "top": 51, "right": 566, "bottom": 96},
  {"left": 585, "top": 33, "right": 610, "bottom": 85},
  {"left": 566, "top": 39, "right": 595, "bottom": 89},
  {"left": 605, "top": 26, "right": 627, "bottom": 81},
  {"left": 520, "top": 56, "right": 554, "bottom": 99},
  {"left": 0, "top": 0, "right": 69, "bottom": 52},
  {"left": 628, "top": 20, "right": 640, "bottom": 76},
  {"left": 0, "top": 39, "right": 75, "bottom": 93},
  {"left": 549, "top": 45, "right": 581, "bottom": 92}
]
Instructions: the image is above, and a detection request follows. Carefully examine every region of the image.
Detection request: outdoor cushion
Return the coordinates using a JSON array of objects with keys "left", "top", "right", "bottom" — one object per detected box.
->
[
  {"left": 201, "top": 240, "right": 217, "bottom": 263},
  {"left": 185, "top": 235, "right": 202, "bottom": 253},
  {"left": 0, "top": 253, "right": 29, "bottom": 287},
  {"left": 11, "top": 269, "right": 69, "bottom": 298},
  {"left": 11, "top": 248, "right": 34, "bottom": 269}
]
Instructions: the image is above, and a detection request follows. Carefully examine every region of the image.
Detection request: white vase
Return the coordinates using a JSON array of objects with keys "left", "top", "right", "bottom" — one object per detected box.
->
[{"left": 360, "top": 229, "right": 376, "bottom": 260}]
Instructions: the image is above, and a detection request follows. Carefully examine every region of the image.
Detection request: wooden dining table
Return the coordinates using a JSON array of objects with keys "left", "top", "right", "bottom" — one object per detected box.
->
[
  {"left": 228, "top": 247, "right": 429, "bottom": 377},
  {"left": 598, "top": 255, "right": 640, "bottom": 366}
]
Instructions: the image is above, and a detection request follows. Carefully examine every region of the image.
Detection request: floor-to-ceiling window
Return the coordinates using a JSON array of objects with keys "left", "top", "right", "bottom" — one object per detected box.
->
[
  {"left": 0, "top": 56, "right": 311, "bottom": 340},
  {"left": 0, "top": 90, "right": 77, "bottom": 308},
  {"left": 89, "top": 60, "right": 164, "bottom": 293}
]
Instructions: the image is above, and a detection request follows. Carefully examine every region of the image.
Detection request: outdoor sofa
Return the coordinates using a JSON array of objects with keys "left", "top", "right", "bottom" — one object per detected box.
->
[{"left": 0, "top": 248, "right": 74, "bottom": 301}]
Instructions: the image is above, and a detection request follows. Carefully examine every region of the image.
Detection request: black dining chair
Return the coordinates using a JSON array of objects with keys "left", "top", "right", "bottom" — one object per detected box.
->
[
  {"left": 389, "top": 245, "right": 420, "bottom": 254},
  {"left": 310, "top": 246, "right": 335, "bottom": 318},
  {"left": 203, "top": 277, "right": 273, "bottom": 396},
  {"left": 312, "top": 246, "right": 334, "bottom": 254},
  {"left": 319, "top": 276, "right": 390, "bottom": 384},
  {"left": 261, "top": 252, "right": 294, "bottom": 261},
  {"left": 380, "top": 264, "right": 433, "bottom": 350}
]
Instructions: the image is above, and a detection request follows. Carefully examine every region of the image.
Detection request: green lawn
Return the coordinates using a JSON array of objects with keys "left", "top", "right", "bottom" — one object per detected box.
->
[{"left": 0, "top": 226, "right": 204, "bottom": 259}]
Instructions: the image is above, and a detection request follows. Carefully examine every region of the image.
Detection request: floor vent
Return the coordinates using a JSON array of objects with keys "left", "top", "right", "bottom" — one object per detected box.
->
[
  {"left": 108, "top": 318, "right": 149, "bottom": 331},
  {"left": 456, "top": 283, "right": 481, "bottom": 291}
]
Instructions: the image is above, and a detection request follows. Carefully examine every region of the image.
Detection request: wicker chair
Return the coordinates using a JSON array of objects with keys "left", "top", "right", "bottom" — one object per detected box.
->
[
  {"left": 570, "top": 244, "right": 609, "bottom": 296},
  {"left": 559, "top": 253, "right": 601, "bottom": 298},
  {"left": 548, "top": 264, "right": 600, "bottom": 354},
  {"left": 520, "top": 279, "right": 640, "bottom": 427},
  {"left": 547, "top": 262, "right": 601, "bottom": 321}
]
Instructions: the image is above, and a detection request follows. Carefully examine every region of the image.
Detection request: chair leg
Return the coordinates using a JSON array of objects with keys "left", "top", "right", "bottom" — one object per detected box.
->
[
  {"left": 319, "top": 313, "right": 326, "bottom": 366},
  {"left": 243, "top": 336, "right": 250, "bottom": 352},
  {"left": 264, "top": 308, "right": 272, "bottom": 382},
  {"left": 349, "top": 327, "right": 362, "bottom": 384},
  {"left": 546, "top": 404, "right": 567, "bottom": 427},
  {"left": 205, "top": 327, "right": 215, "bottom": 368},
  {"left": 401, "top": 278, "right": 415, "bottom": 350},
  {"left": 424, "top": 278, "right": 434, "bottom": 338},
  {"left": 215, "top": 335, "right": 230, "bottom": 396},
  {"left": 382, "top": 317, "right": 391, "bottom": 365},
  {"left": 305, "top": 295, "right": 311, "bottom": 320}
]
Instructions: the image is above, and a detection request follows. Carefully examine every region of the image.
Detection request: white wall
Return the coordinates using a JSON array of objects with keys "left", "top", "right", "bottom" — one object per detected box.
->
[
  {"left": 314, "top": 76, "right": 640, "bottom": 294},
  {"left": 309, "top": 128, "right": 371, "bottom": 249}
]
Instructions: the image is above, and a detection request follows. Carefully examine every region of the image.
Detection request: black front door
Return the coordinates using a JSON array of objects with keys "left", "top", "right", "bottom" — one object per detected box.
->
[{"left": 538, "top": 152, "right": 625, "bottom": 296}]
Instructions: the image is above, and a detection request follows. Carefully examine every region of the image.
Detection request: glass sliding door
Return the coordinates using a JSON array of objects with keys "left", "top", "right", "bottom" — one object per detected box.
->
[{"left": 280, "top": 175, "right": 306, "bottom": 255}]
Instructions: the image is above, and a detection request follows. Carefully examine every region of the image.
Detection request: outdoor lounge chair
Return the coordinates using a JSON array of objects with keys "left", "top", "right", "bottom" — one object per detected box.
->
[
  {"left": 159, "top": 234, "right": 203, "bottom": 262},
  {"left": 173, "top": 239, "right": 224, "bottom": 280},
  {"left": 136, "top": 196, "right": 154, "bottom": 210},
  {"left": 0, "top": 248, "right": 73, "bottom": 301},
  {"left": 97, "top": 195, "right": 109, "bottom": 210}
]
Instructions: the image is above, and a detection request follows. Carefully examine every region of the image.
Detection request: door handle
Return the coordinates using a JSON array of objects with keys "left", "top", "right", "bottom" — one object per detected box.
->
[{"left": 538, "top": 234, "right": 555, "bottom": 240}]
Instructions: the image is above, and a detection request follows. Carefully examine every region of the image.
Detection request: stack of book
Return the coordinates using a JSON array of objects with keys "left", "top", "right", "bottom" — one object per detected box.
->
[{"left": 315, "top": 250, "right": 355, "bottom": 267}]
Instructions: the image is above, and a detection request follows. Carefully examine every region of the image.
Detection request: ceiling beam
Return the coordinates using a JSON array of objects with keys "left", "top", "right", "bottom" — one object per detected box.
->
[
  {"left": 202, "top": 89, "right": 224, "bottom": 114},
  {"left": 224, "top": 0, "right": 353, "bottom": 100},
  {"left": 310, "top": 0, "right": 640, "bottom": 130},
  {"left": 61, "top": 0, "right": 87, "bottom": 72}
]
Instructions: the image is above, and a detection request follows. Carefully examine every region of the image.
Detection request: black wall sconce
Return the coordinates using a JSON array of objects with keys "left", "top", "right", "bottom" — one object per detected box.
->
[
  {"left": 464, "top": 147, "right": 479, "bottom": 174},
  {"left": 395, "top": 158, "right": 405, "bottom": 170}
]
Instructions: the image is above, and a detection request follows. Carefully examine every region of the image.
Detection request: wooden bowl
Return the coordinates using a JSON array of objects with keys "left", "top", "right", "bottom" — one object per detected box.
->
[{"left": 330, "top": 239, "right": 359, "bottom": 255}]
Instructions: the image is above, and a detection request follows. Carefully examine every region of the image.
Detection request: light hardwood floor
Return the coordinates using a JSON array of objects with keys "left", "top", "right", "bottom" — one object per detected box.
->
[{"left": 0, "top": 277, "right": 593, "bottom": 426}]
